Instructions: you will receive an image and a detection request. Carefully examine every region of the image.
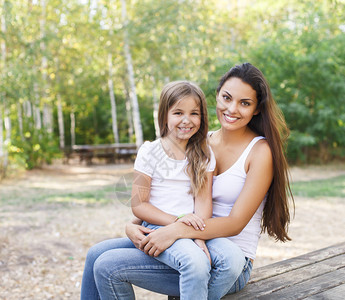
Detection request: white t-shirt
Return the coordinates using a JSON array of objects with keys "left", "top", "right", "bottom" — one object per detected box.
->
[{"left": 134, "top": 139, "right": 216, "bottom": 216}]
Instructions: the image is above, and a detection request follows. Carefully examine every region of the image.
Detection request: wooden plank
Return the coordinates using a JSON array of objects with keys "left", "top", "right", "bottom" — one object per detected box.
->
[
  {"left": 248, "top": 242, "right": 345, "bottom": 283},
  {"left": 258, "top": 268, "right": 345, "bottom": 300},
  {"left": 225, "top": 254, "right": 345, "bottom": 299},
  {"left": 305, "top": 283, "right": 345, "bottom": 299}
]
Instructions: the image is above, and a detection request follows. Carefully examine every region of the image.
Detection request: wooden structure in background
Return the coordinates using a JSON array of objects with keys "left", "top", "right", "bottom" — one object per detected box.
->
[{"left": 64, "top": 143, "right": 137, "bottom": 165}]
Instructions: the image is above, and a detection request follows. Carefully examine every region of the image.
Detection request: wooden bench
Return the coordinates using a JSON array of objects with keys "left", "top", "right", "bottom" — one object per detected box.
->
[
  {"left": 168, "top": 242, "right": 345, "bottom": 299},
  {"left": 64, "top": 143, "right": 137, "bottom": 165}
]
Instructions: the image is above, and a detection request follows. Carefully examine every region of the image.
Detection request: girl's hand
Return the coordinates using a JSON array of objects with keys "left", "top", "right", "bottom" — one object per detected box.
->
[
  {"left": 177, "top": 213, "right": 206, "bottom": 231},
  {"left": 194, "top": 239, "right": 211, "bottom": 265},
  {"left": 139, "top": 225, "right": 178, "bottom": 257},
  {"left": 125, "top": 223, "right": 154, "bottom": 249}
]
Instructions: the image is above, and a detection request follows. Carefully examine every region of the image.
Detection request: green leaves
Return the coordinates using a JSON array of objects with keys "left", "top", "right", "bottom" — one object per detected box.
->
[{"left": 1, "top": 0, "right": 345, "bottom": 170}]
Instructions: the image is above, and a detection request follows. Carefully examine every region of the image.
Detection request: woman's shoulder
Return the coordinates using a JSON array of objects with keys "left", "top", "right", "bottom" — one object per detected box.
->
[
  {"left": 248, "top": 137, "right": 272, "bottom": 166},
  {"left": 251, "top": 137, "right": 271, "bottom": 153}
]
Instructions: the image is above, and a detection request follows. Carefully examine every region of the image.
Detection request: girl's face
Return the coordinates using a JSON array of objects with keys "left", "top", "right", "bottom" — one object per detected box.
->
[
  {"left": 166, "top": 96, "right": 201, "bottom": 143},
  {"left": 216, "top": 77, "right": 259, "bottom": 132}
]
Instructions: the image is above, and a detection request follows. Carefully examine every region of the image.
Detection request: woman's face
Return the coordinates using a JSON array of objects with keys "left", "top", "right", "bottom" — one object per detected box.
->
[{"left": 216, "top": 77, "right": 259, "bottom": 132}]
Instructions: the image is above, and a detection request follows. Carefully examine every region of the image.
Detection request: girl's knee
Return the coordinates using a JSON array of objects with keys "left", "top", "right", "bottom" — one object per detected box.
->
[
  {"left": 93, "top": 255, "right": 105, "bottom": 280},
  {"left": 85, "top": 239, "right": 119, "bottom": 264},
  {"left": 85, "top": 244, "right": 101, "bottom": 265},
  {"left": 93, "top": 254, "right": 116, "bottom": 283}
]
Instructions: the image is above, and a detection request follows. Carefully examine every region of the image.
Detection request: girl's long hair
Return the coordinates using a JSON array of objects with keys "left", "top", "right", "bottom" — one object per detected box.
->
[
  {"left": 158, "top": 81, "right": 210, "bottom": 196},
  {"left": 217, "top": 63, "right": 294, "bottom": 242}
]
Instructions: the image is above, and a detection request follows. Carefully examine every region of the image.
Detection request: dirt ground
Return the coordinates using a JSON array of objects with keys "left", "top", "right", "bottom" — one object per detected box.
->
[{"left": 0, "top": 160, "right": 345, "bottom": 300}]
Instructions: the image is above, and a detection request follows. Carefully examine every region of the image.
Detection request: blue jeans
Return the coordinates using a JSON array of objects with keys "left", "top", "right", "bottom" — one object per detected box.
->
[
  {"left": 81, "top": 237, "right": 179, "bottom": 300},
  {"left": 143, "top": 222, "right": 211, "bottom": 299},
  {"left": 206, "top": 238, "right": 248, "bottom": 299},
  {"left": 81, "top": 237, "right": 252, "bottom": 300}
]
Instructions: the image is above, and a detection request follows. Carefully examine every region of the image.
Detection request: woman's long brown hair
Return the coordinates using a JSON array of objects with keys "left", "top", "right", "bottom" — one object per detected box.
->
[
  {"left": 158, "top": 81, "right": 210, "bottom": 196},
  {"left": 217, "top": 63, "right": 294, "bottom": 242}
]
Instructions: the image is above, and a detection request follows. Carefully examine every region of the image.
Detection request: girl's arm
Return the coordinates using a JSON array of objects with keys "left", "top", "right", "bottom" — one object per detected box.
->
[
  {"left": 192, "top": 171, "right": 213, "bottom": 263},
  {"left": 175, "top": 171, "right": 213, "bottom": 230},
  {"left": 193, "top": 171, "right": 213, "bottom": 220},
  {"left": 131, "top": 171, "right": 176, "bottom": 225},
  {"left": 140, "top": 141, "right": 274, "bottom": 256}
]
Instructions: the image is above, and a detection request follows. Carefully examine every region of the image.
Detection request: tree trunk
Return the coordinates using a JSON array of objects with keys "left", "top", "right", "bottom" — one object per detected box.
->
[
  {"left": 1, "top": 1, "right": 7, "bottom": 177},
  {"left": 57, "top": 94, "right": 65, "bottom": 149},
  {"left": 3, "top": 106, "right": 10, "bottom": 172},
  {"left": 43, "top": 103, "right": 53, "bottom": 134},
  {"left": 152, "top": 78, "right": 160, "bottom": 139},
  {"left": 33, "top": 82, "right": 42, "bottom": 130},
  {"left": 40, "top": 0, "right": 53, "bottom": 134},
  {"left": 125, "top": 92, "right": 134, "bottom": 141},
  {"left": 122, "top": 79, "right": 134, "bottom": 141},
  {"left": 70, "top": 112, "right": 76, "bottom": 146},
  {"left": 34, "top": 106, "right": 42, "bottom": 130},
  {"left": 17, "top": 102, "right": 24, "bottom": 140},
  {"left": 121, "top": 0, "right": 143, "bottom": 147},
  {"left": 0, "top": 107, "right": 4, "bottom": 177},
  {"left": 24, "top": 100, "right": 32, "bottom": 117},
  {"left": 108, "top": 53, "right": 119, "bottom": 143}
]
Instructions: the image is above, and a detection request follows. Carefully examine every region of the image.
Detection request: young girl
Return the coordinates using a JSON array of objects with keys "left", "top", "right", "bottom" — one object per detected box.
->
[
  {"left": 129, "top": 80, "right": 216, "bottom": 299},
  {"left": 81, "top": 81, "right": 235, "bottom": 300}
]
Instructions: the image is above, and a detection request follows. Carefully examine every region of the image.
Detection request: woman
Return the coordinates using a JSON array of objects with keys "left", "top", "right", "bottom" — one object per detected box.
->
[{"left": 81, "top": 63, "right": 294, "bottom": 299}]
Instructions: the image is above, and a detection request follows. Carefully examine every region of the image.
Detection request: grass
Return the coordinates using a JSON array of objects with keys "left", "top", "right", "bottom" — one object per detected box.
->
[
  {"left": 291, "top": 175, "right": 345, "bottom": 198},
  {"left": 0, "top": 183, "right": 133, "bottom": 206},
  {"left": 1, "top": 174, "right": 344, "bottom": 207},
  {"left": 46, "top": 184, "right": 132, "bottom": 206}
]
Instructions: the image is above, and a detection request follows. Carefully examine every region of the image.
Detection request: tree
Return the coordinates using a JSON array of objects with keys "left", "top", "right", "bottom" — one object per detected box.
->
[
  {"left": 0, "top": 0, "right": 8, "bottom": 177},
  {"left": 121, "top": 0, "right": 143, "bottom": 147}
]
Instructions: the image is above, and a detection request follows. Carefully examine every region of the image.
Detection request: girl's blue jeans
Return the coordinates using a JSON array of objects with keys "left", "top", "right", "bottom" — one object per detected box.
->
[{"left": 81, "top": 236, "right": 252, "bottom": 300}]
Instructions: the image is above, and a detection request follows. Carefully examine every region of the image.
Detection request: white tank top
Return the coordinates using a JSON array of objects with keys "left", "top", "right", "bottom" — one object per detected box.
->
[{"left": 212, "top": 136, "right": 266, "bottom": 259}]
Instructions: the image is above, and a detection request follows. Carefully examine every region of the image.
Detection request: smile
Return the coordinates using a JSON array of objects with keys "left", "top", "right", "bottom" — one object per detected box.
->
[
  {"left": 223, "top": 114, "right": 239, "bottom": 122},
  {"left": 178, "top": 127, "right": 194, "bottom": 132}
]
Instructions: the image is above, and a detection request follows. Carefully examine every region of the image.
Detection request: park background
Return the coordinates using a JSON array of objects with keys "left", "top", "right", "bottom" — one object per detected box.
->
[
  {"left": 0, "top": 0, "right": 345, "bottom": 299},
  {"left": 1, "top": 0, "right": 345, "bottom": 173}
]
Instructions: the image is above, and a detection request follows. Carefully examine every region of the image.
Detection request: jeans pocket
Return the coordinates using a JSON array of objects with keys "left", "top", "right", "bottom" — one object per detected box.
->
[{"left": 243, "top": 257, "right": 251, "bottom": 271}]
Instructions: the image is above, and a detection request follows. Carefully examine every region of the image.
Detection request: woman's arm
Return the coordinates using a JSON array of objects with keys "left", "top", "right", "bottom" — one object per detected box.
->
[
  {"left": 131, "top": 171, "right": 176, "bottom": 225},
  {"left": 140, "top": 141, "right": 274, "bottom": 256}
]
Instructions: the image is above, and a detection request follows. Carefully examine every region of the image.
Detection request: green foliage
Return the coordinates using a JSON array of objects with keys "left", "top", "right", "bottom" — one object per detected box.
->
[
  {"left": 287, "top": 131, "right": 317, "bottom": 163},
  {"left": 205, "top": 0, "right": 345, "bottom": 163},
  {"left": 11, "top": 130, "right": 59, "bottom": 170},
  {"left": 1, "top": 0, "right": 345, "bottom": 172}
]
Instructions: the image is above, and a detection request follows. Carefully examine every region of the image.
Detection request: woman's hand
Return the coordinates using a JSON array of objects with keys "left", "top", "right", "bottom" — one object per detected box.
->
[
  {"left": 125, "top": 223, "right": 154, "bottom": 249},
  {"left": 131, "top": 216, "right": 143, "bottom": 225},
  {"left": 139, "top": 224, "right": 179, "bottom": 257},
  {"left": 177, "top": 213, "right": 206, "bottom": 231},
  {"left": 194, "top": 239, "right": 211, "bottom": 265}
]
